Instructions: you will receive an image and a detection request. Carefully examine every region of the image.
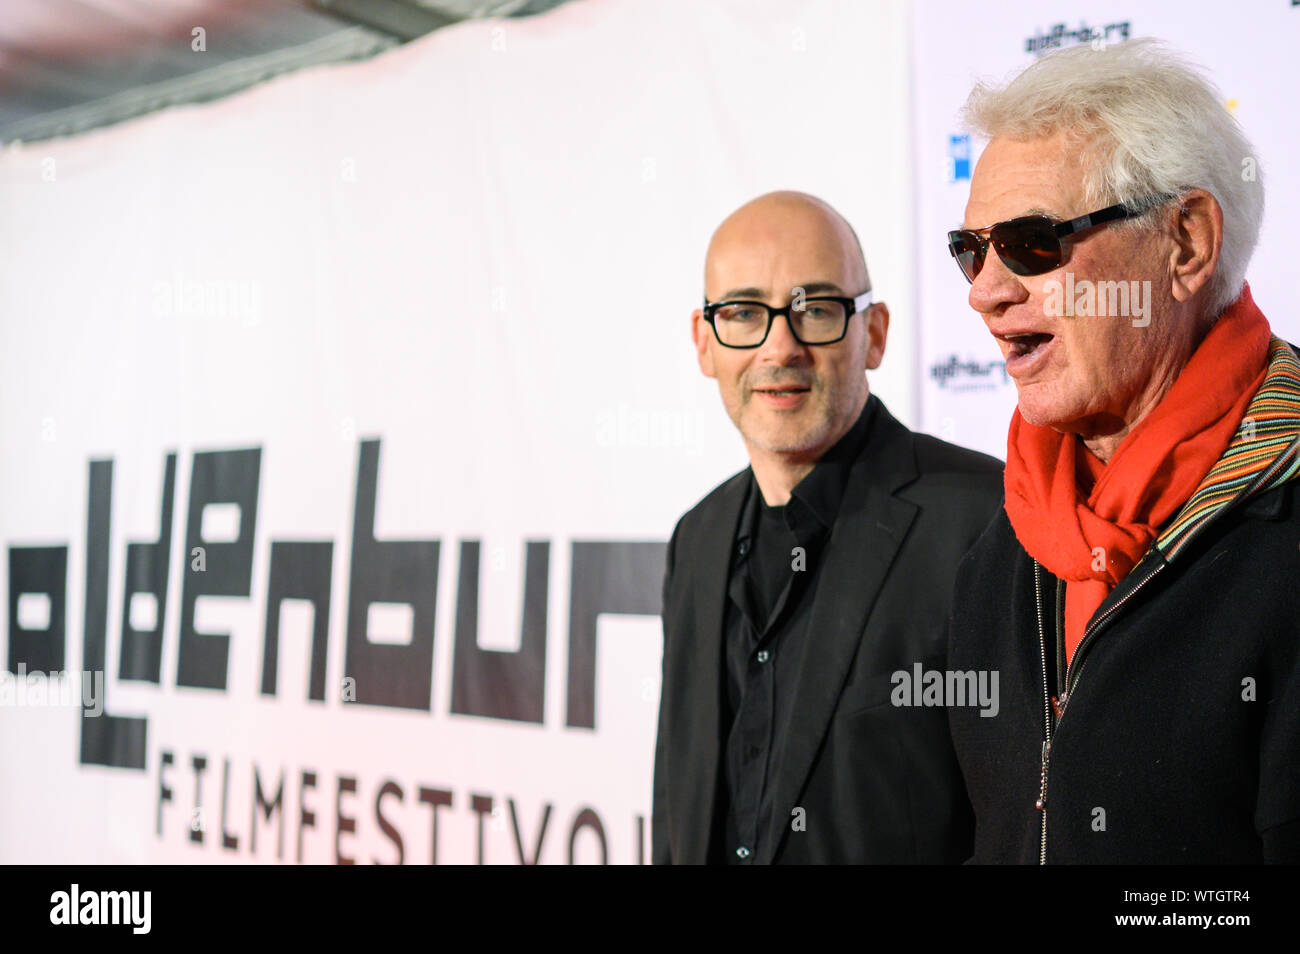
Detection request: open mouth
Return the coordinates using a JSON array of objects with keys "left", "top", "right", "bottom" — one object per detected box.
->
[{"left": 1005, "top": 332, "right": 1054, "bottom": 358}]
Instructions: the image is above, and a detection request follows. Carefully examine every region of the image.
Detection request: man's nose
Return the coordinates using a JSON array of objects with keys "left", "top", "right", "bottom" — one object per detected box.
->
[
  {"left": 756, "top": 310, "right": 810, "bottom": 363},
  {"left": 968, "top": 249, "right": 1030, "bottom": 316}
]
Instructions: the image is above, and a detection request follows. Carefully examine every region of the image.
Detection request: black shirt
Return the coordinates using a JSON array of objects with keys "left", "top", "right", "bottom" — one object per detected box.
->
[{"left": 718, "top": 398, "right": 877, "bottom": 863}]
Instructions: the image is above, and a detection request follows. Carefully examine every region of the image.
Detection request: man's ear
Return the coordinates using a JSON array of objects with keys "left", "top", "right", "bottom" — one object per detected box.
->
[
  {"left": 1168, "top": 189, "right": 1223, "bottom": 305},
  {"left": 865, "top": 302, "right": 889, "bottom": 370},
  {"left": 691, "top": 308, "right": 717, "bottom": 378}
]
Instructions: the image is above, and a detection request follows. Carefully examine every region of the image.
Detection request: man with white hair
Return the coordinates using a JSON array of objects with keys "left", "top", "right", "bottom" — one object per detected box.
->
[{"left": 945, "top": 39, "right": 1300, "bottom": 863}]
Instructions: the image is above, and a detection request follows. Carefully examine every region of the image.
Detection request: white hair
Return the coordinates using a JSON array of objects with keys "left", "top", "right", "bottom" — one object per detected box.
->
[{"left": 961, "top": 39, "right": 1263, "bottom": 318}]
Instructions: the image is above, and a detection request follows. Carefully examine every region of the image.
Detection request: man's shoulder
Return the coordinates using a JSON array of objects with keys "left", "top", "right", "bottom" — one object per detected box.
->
[
  {"left": 860, "top": 401, "right": 1006, "bottom": 538},
  {"left": 891, "top": 425, "right": 1005, "bottom": 512},
  {"left": 908, "top": 430, "right": 1005, "bottom": 481},
  {"left": 869, "top": 395, "right": 1003, "bottom": 486},
  {"left": 669, "top": 466, "right": 750, "bottom": 546}
]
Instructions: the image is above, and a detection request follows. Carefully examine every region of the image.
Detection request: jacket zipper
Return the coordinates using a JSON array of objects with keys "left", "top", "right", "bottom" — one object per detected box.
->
[
  {"left": 1032, "top": 562, "right": 1052, "bottom": 864},
  {"left": 1033, "top": 555, "right": 1165, "bottom": 864}
]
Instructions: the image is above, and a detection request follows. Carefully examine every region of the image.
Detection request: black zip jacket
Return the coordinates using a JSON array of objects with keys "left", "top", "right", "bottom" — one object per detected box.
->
[{"left": 946, "top": 476, "right": 1300, "bottom": 863}]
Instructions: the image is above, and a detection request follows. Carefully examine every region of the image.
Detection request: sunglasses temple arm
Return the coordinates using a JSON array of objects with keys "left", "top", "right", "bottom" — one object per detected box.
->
[{"left": 1056, "top": 202, "right": 1134, "bottom": 237}]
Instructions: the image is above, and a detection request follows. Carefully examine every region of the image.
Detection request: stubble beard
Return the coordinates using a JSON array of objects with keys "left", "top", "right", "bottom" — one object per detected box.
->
[{"left": 733, "top": 382, "right": 842, "bottom": 457}]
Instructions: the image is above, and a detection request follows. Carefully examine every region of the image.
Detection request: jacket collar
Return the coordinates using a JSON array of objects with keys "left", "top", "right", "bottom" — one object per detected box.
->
[{"left": 1157, "top": 336, "right": 1300, "bottom": 562}]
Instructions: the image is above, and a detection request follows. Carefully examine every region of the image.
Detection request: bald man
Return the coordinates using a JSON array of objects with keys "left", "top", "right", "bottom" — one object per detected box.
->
[{"left": 652, "top": 192, "right": 1004, "bottom": 864}]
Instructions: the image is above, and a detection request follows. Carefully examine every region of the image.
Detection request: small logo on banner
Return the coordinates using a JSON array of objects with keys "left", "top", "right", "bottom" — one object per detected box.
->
[
  {"left": 1025, "top": 20, "right": 1131, "bottom": 57},
  {"left": 947, "top": 134, "right": 971, "bottom": 183},
  {"left": 930, "top": 353, "right": 1010, "bottom": 391}
]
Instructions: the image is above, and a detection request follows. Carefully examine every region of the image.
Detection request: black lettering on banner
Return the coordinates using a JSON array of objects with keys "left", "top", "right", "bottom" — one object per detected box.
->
[
  {"left": 336, "top": 774, "right": 358, "bottom": 865},
  {"left": 297, "top": 769, "right": 317, "bottom": 864},
  {"left": 565, "top": 541, "right": 666, "bottom": 728},
  {"left": 418, "top": 786, "right": 452, "bottom": 865},
  {"left": 375, "top": 780, "right": 404, "bottom": 865},
  {"left": 190, "top": 754, "right": 208, "bottom": 843},
  {"left": 176, "top": 448, "right": 261, "bottom": 690},
  {"left": 451, "top": 540, "right": 548, "bottom": 722},
  {"left": 157, "top": 750, "right": 174, "bottom": 836},
  {"left": 7, "top": 545, "right": 66, "bottom": 674},
  {"left": 81, "top": 459, "right": 148, "bottom": 769},
  {"left": 470, "top": 793, "right": 494, "bottom": 865},
  {"left": 344, "top": 439, "right": 439, "bottom": 710},
  {"left": 568, "top": 806, "right": 607, "bottom": 864},
  {"left": 220, "top": 757, "right": 239, "bottom": 851},
  {"left": 508, "top": 798, "right": 552, "bottom": 865},
  {"left": 251, "top": 765, "right": 285, "bottom": 860},
  {"left": 118, "top": 453, "right": 176, "bottom": 683},
  {"left": 261, "top": 540, "right": 333, "bottom": 700}
]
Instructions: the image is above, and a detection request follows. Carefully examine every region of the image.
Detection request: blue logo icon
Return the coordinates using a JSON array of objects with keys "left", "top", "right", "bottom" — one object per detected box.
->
[{"left": 948, "top": 134, "right": 971, "bottom": 183}]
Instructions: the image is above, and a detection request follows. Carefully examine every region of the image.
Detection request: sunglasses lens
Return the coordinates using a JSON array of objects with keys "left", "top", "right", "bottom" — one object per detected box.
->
[
  {"left": 947, "top": 231, "right": 983, "bottom": 283},
  {"left": 992, "top": 220, "right": 1062, "bottom": 276}
]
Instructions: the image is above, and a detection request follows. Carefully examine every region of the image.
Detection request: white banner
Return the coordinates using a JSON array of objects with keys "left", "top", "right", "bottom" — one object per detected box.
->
[{"left": 0, "top": 0, "right": 914, "bottom": 863}]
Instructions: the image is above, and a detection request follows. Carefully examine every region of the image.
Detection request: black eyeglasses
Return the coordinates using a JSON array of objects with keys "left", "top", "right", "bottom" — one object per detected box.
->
[
  {"left": 947, "top": 194, "right": 1176, "bottom": 283},
  {"left": 701, "top": 290, "right": 873, "bottom": 348}
]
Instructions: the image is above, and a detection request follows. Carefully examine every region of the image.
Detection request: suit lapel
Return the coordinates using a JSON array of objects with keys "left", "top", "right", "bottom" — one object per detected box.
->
[
  {"left": 758, "top": 400, "right": 920, "bottom": 862},
  {"left": 669, "top": 470, "right": 748, "bottom": 864}
]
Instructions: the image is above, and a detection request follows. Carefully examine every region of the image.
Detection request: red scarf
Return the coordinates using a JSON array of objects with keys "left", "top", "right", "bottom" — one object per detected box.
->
[{"left": 1004, "top": 283, "right": 1271, "bottom": 664}]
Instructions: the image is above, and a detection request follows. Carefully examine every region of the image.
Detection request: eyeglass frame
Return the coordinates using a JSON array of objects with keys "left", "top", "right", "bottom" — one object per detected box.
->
[
  {"left": 700, "top": 290, "right": 874, "bottom": 349},
  {"left": 946, "top": 193, "right": 1178, "bottom": 284}
]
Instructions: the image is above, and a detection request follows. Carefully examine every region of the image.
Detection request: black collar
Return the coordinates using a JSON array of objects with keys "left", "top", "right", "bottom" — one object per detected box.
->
[
  {"left": 789, "top": 395, "right": 877, "bottom": 528},
  {"left": 740, "top": 394, "right": 878, "bottom": 536}
]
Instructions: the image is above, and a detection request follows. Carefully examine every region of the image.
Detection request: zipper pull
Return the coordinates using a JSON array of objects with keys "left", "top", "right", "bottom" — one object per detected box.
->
[
  {"left": 1036, "top": 739, "right": 1051, "bottom": 811},
  {"left": 1052, "top": 692, "right": 1067, "bottom": 720}
]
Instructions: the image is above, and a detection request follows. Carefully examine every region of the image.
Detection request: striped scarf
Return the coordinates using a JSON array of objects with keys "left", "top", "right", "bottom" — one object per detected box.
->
[{"left": 1158, "top": 334, "right": 1300, "bottom": 561}]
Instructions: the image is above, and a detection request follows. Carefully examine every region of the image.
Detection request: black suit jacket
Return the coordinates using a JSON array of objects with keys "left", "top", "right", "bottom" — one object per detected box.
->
[{"left": 653, "top": 393, "right": 1005, "bottom": 863}]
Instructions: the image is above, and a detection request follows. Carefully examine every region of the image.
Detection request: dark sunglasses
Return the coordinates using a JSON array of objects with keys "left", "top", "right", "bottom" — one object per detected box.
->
[{"left": 947, "top": 195, "right": 1174, "bottom": 283}]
